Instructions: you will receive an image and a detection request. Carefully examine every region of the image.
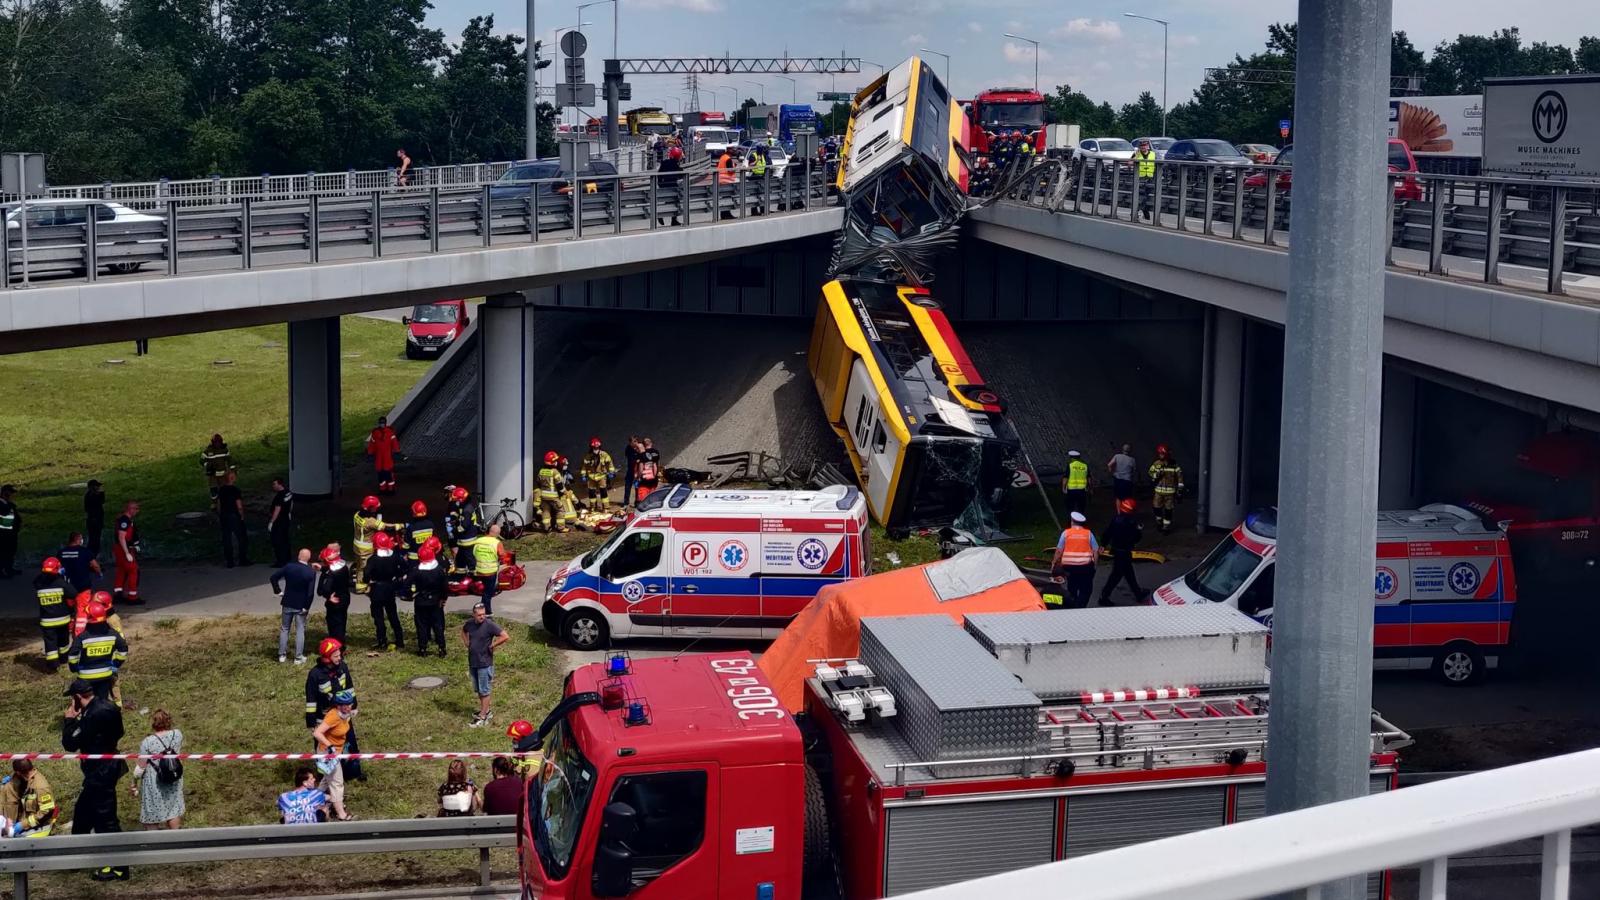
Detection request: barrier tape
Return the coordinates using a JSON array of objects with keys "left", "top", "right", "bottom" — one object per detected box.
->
[{"left": 0, "top": 751, "right": 535, "bottom": 762}]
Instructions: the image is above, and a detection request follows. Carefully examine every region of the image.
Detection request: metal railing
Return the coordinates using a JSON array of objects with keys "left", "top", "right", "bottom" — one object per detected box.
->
[
  {"left": 999, "top": 157, "right": 1600, "bottom": 298},
  {"left": 903, "top": 746, "right": 1600, "bottom": 899},
  {"left": 0, "top": 158, "right": 833, "bottom": 288},
  {"left": 0, "top": 814, "right": 516, "bottom": 900}
]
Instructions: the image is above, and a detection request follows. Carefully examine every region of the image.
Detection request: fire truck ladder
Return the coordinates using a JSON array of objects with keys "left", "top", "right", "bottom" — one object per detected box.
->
[{"left": 1041, "top": 692, "right": 1270, "bottom": 773}]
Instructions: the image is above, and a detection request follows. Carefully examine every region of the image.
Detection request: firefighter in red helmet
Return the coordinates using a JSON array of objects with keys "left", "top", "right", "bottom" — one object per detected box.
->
[
  {"left": 35, "top": 557, "right": 70, "bottom": 669},
  {"left": 352, "top": 495, "right": 400, "bottom": 594},
  {"left": 443, "top": 485, "right": 482, "bottom": 556},
  {"left": 1148, "top": 444, "right": 1185, "bottom": 534},
  {"left": 404, "top": 500, "right": 436, "bottom": 562},
  {"left": 535, "top": 452, "right": 568, "bottom": 534},
  {"left": 579, "top": 438, "right": 617, "bottom": 512}
]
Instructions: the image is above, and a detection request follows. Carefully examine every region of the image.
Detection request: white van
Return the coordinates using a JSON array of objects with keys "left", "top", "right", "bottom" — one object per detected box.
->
[{"left": 541, "top": 483, "right": 871, "bottom": 649}]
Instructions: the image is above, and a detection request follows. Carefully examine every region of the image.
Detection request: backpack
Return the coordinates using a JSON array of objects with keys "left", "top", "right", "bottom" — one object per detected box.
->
[{"left": 154, "top": 735, "right": 183, "bottom": 785}]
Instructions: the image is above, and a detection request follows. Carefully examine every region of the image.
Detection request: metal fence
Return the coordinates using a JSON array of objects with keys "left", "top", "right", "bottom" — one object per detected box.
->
[
  {"left": 0, "top": 814, "right": 516, "bottom": 900},
  {"left": 1000, "top": 157, "right": 1600, "bottom": 297},
  {"left": 0, "top": 159, "right": 832, "bottom": 287}
]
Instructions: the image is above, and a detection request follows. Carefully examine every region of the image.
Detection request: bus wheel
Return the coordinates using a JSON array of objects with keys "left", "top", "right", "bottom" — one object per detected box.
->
[
  {"left": 564, "top": 609, "right": 609, "bottom": 651},
  {"left": 1432, "top": 643, "right": 1485, "bottom": 686}
]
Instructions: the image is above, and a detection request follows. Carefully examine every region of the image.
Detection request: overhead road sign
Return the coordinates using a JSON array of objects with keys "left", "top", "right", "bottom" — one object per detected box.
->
[{"left": 614, "top": 57, "right": 861, "bottom": 75}]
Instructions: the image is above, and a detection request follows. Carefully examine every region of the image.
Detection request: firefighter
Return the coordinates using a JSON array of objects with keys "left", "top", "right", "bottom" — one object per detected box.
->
[
  {"left": 557, "top": 457, "right": 580, "bottom": 529},
  {"left": 1062, "top": 449, "right": 1090, "bottom": 515},
  {"left": 72, "top": 590, "right": 124, "bottom": 638},
  {"left": 1148, "top": 444, "right": 1185, "bottom": 534},
  {"left": 304, "top": 637, "right": 362, "bottom": 783},
  {"left": 0, "top": 759, "right": 59, "bottom": 837},
  {"left": 200, "top": 433, "right": 234, "bottom": 507},
  {"left": 366, "top": 416, "right": 401, "bottom": 494},
  {"left": 1050, "top": 511, "right": 1099, "bottom": 610},
  {"left": 579, "top": 438, "right": 617, "bottom": 511},
  {"left": 408, "top": 543, "right": 450, "bottom": 657},
  {"left": 535, "top": 452, "right": 568, "bottom": 533},
  {"left": 443, "top": 485, "right": 482, "bottom": 553},
  {"left": 34, "top": 557, "right": 71, "bottom": 670},
  {"left": 461, "top": 523, "right": 504, "bottom": 616},
  {"left": 61, "top": 676, "right": 128, "bottom": 879},
  {"left": 403, "top": 500, "right": 436, "bottom": 562},
  {"left": 364, "top": 532, "right": 407, "bottom": 651},
  {"left": 351, "top": 495, "right": 397, "bottom": 593},
  {"left": 317, "top": 544, "right": 353, "bottom": 645},
  {"left": 66, "top": 599, "right": 128, "bottom": 700},
  {"left": 507, "top": 720, "right": 540, "bottom": 778},
  {"left": 112, "top": 500, "right": 143, "bottom": 605},
  {"left": 1099, "top": 498, "right": 1146, "bottom": 605}
]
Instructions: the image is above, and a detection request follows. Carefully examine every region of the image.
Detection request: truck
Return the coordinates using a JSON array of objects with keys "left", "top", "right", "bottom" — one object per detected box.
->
[
  {"left": 967, "top": 86, "right": 1047, "bottom": 156},
  {"left": 778, "top": 104, "right": 818, "bottom": 144},
  {"left": 1465, "top": 430, "right": 1600, "bottom": 592},
  {"left": 746, "top": 104, "right": 781, "bottom": 140},
  {"left": 1387, "top": 94, "right": 1483, "bottom": 175},
  {"left": 402, "top": 299, "right": 470, "bottom": 359},
  {"left": 1045, "top": 123, "right": 1080, "bottom": 158},
  {"left": 624, "top": 107, "right": 674, "bottom": 137},
  {"left": 517, "top": 601, "right": 1409, "bottom": 899},
  {"left": 1482, "top": 74, "right": 1600, "bottom": 181}
]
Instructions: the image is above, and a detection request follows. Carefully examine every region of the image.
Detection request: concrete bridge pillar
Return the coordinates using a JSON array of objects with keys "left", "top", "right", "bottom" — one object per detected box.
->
[
  {"left": 477, "top": 291, "right": 540, "bottom": 519},
  {"left": 1200, "top": 308, "right": 1249, "bottom": 529},
  {"left": 287, "top": 317, "right": 342, "bottom": 498},
  {"left": 1378, "top": 367, "right": 1419, "bottom": 508}
]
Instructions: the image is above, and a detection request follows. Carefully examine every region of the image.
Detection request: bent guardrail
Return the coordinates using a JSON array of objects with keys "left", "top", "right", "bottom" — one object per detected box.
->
[
  {"left": 999, "top": 157, "right": 1600, "bottom": 298},
  {"left": 0, "top": 814, "right": 516, "bottom": 900}
]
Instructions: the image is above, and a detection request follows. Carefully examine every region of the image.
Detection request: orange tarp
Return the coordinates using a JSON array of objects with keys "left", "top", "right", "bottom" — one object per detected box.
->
[{"left": 759, "top": 547, "right": 1044, "bottom": 711}]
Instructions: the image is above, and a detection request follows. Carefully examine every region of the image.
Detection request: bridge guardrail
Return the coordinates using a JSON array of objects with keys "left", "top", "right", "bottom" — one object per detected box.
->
[
  {"left": 0, "top": 157, "right": 833, "bottom": 288},
  {"left": 0, "top": 814, "right": 517, "bottom": 900},
  {"left": 998, "top": 157, "right": 1600, "bottom": 298}
]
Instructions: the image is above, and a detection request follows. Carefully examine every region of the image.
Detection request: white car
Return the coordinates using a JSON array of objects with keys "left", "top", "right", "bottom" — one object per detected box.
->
[
  {"left": 1132, "top": 136, "right": 1176, "bottom": 159},
  {"left": 5, "top": 199, "right": 162, "bottom": 274},
  {"left": 1073, "top": 137, "right": 1138, "bottom": 162}
]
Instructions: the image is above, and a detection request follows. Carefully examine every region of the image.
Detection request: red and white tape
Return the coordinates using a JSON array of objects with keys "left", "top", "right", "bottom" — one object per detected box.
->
[
  {"left": 0, "top": 751, "right": 534, "bottom": 762},
  {"left": 1078, "top": 685, "right": 1200, "bottom": 704}
]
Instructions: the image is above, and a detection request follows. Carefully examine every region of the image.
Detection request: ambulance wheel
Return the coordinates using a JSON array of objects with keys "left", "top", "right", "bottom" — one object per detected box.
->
[
  {"left": 802, "top": 763, "right": 843, "bottom": 900},
  {"left": 563, "top": 609, "right": 608, "bottom": 651},
  {"left": 1432, "top": 643, "right": 1485, "bottom": 685}
]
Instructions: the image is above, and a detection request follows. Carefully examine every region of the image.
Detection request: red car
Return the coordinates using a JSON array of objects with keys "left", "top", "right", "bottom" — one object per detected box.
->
[{"left": 1244, "top": 138, "right": 1422, "bottom": 201}]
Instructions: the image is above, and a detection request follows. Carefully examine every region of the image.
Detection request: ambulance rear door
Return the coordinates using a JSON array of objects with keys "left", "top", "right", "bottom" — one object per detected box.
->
[{"left": 668, "top": 521, "right": 764, "bottom": 639}]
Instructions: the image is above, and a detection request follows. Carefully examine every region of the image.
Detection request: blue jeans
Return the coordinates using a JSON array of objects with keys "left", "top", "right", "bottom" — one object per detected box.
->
[
  {"left": 472, "top": 666, "right": 495, "bottom": 696},
  {"left": 278, "top": 609, "right": 307, "bottom": 658}
]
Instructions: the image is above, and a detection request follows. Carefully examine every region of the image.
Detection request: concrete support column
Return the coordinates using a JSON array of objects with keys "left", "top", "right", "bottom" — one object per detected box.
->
[
  {"left": 287, "top": 317, "right": 342, "bottom": 498},
  {"left": 1202, "top": 308, "right": 1249, "bottom": 529},
  {"left": 1378, "top": 367, "right": 1419, "bottom": 508},
  {"left": 477, "top": 291, "right": 540, "bottom": 518}
]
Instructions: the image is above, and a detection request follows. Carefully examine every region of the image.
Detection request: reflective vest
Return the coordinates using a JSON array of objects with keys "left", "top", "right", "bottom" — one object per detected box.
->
[
  {"left": 471, "top": 535, "right": 503, "bottom": 577},
  {"left": 67, "top": 624, "right": 126, "bottom": 681},
  {"left": 536, "top": 467, "right": 562, "bottom": 500},
  {"left": 404, "top": 518, "right": 435, "bottom": 559},
  {"left": 580, "top": 450, "right": 616, "bottom": 484},
  {"left": 1065, "top": 459, "right": 1089, "bottom": 491},
  {"left": 716, "top": 154, "right": 737, "bottom": 184},
  {"left": 352, "top": 511, "right": 386, "bottom": 552},
  {"left": 750, "top": 152, "right": 767, "bottom": 177},
  {"left": 1150, "top": 459, "right": 1184, "bottom": 495},
  {"left": 1057, "top": 527, "right": 1096, "bottom": 567},
  {"left": 201, "top": 444, "right": 232, "bottom": 477},
  {"left": 0, "top": 500, "right": 15, "bottom": 531},
  {"left": 37, "top": 582, "right": 69, "bottom": 628},
  {"left": 1135, "top": 149, "right": 1156, "bottom": 179}
]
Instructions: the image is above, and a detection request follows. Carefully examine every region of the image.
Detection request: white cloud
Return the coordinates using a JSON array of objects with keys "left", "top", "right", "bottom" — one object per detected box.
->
[
  {"left": 631, "top": 0, "right": 723, "bottom": 10},
  {"left": 904, "top": 32, "right": 927, "bottom": 47},
  {"left": 1171, "top": 34, "right": 1200, "bottom": 48},
  {"left": 967, "top": 21, "right": 983, "bottom": 34},
  {"left": 1052, "top": 18, "right": 1123, "bottom": 42},
  {"left": 1003, "top": 42, "right": 1051, "bottom": 64}
]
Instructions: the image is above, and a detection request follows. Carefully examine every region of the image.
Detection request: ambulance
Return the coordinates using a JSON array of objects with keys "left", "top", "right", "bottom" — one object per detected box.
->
[
  {"left": 541, "top": 483, "right": 871, "bottom": 650},
  {"left": 1152, "top": 504, "right": 1518, "bottom": 685}
]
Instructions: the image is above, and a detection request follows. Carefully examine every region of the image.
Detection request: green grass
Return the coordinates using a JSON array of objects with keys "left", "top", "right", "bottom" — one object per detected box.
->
[
  {"left": 0, "top": 611, "right": 565, "bottom": 898},
  {"left": 0, "top": 318, "right": 426, "bottom": 562}
]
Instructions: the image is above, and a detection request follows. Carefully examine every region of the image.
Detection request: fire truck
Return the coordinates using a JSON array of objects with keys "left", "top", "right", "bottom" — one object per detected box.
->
[
  {"left": 967, "top": 86, "right": 1047, "bottom": 156},
  {"left": 1465, "top": 431, "right": 1600, "bottom": 592},
  {"left": 518, "top": 603, "right": 1409, "bottom": 899}
]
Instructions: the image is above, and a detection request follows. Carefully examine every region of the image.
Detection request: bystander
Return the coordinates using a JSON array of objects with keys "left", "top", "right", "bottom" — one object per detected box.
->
[
  {"left": 131, "top": 709, "right": 185, "bottom": 830},
  {"left": 482, "top": 756, "right": 523, "bottom": 817},
  {"left": 437, "top": 760, "right": 481, "bottom": 816},
  {"left": 463, "top": 603, "right": 508, "bottom": 727},
  {"left": 271, "top": 549, "right": 318, "bottom": 664},
  {"left": 311, "top": 690, "right": 357, "bottom": 821},
  {"left": 277, "top": 767, "right": 328, "bottom": 824},
  {"left": 267, "top": 477, "right": 294, "bottom": 567}
]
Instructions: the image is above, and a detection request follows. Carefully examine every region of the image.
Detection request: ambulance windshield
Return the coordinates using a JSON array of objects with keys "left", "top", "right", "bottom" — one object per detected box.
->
[
  {"left": 533, "top": 720, "right": 596, "bottom": 880},
  {"left": 1184, "top": 536, "right": 1264, "bottom": 603},
  {"left": 580, "top": 516, "right": 634, "bottom": 569}
]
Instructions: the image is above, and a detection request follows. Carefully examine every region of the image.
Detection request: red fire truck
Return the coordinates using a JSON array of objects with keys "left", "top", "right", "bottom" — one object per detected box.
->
[
  {"left": 1465, "top": 431, "right": 1600, "bottom": 591},
  {"left": 967, "top": 86, "right": 1047, "bottom": 156},
  {"left": 518, "top": 604, "right": 1409, "bottom": 899}
]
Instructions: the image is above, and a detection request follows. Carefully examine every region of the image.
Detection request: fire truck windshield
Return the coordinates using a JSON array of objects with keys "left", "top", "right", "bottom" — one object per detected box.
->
[
  {"left": 980, "top": 102, "right": 1044, "bottom": 129},
  {"left": 533, "top": 721, "right": 597, "bottom": 880},
  {"left": 1184, "top": 535, "right": 1265, "bottom": 603}
]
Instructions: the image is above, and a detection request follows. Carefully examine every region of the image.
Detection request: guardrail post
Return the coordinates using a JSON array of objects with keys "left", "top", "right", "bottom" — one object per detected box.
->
[
  {"left": 613, "top": 176, "right": 623, "bottom": 234},
  {"left": 307, "top": 195, "right": 320, "bottom": 264},
  {"left": 372, "top": 192, "right": 383, "bottom": 258},
  {"left": 83, "top": 204, "right": 98, "bottom": 282},
  {"left": 1231, "top": 172, "right": 1246, "bottom": 239},
  {"left": 211, "top": 174, "right": 222, "bottom": 204},
  {"left": 1, "top": 207, "right": 11, "bottom": 288},
  {"left": 241, "top": 197, "right": 254, "bottom": 270},
  {"left": 479, "top": 847, "right": 491, "bottom": 886},
  {"left": 1176, "top": 164, "right": 1189, "bottom": 231},
  {"left": 1542, "top": 829, "right": 1573, "bottom": 899},
  {"left": 1202, "top": 167, "right": 1216, "bottom": 235},
  {"left": 712, "top": 174, "right": 722, "bottom": 222},
  {"left": 481, "top": 184, "right": 493, "bottom": 247},
  {"left": 1385, "top": 175, "right": 1397, "bottom": 267},
  {"left": 1547, "top": 185, "right": 1568, "bottom": 295},
  {"left": 1091, "top": 161, "right": 1105, "bottom": 216},
  {"left": 802, "top": 157, "right": 811, "bottom": 210},
  {"left": 166, "top": 200, "right": 180, "bottom": 275},
  {"left": 14, "top": 871, "right": 29, "bottom": 900},
  {"left": 1107, "top": 163, "right": 1121, "bottom": 219},
  {"left": 571, "top": 179, "right": 583, "bottom": 238},
  {"left": 1484, "top": 181, "right": 1504, "bottom": 285},
  {"left": 1427, "top": 181, "right": 1447, "bottom": 274},
  {"left": 648, "top": 174, "right": 658, "bottom": 230},
  {"left": 737, "top": 173, "right": 747, "bottom": 219},
  {"left": 1263, "top": 174, "right": 1278, "bottom": 246},
  {"left": 527, "top": 193, "right": 538, "bottom": 241},
  {"left": 346, "top": 169, "right": 354, "bottom": 196},
  {"left": 1150, "top": 164, "right": 1163, "bottom": 226},
  {"left": 1418, "top": 856, "right": 1448, "bottom": 900},
  {"left": 428, "top": 188, "right": 440, "bottom": 253},
  {"left": 681, "top": 173, "right": 691, "bottom": 226}
]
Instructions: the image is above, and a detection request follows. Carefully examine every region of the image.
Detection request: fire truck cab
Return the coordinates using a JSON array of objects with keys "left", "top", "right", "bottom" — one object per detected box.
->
[{"left": 967, "top": 86, "right": 1047, "bottom": 155}]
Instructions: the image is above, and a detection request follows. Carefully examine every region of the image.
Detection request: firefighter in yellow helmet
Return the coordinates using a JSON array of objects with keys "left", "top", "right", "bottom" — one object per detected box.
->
[
  {"left": 535, "top": 452, "right": 569, "bottom": 533},
  {"left": 578, "top": 437, "right": 617, "bottom": 512}
]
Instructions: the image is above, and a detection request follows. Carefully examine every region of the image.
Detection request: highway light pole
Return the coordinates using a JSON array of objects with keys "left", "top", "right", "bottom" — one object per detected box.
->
[
  {"left": 1265, "top": 3, "right": 1392, "bottom": 900},
  {"left": 776, "top": 74, "right": 797, "bottom": 103},
  {"left": 1124, "top": 13, "right": 1168, "bottom": 136},
  {"left": 744, "top": 80, "right": 765, "bottom": 104},
  {"left": 919, "top": 48, "right": 950, "bottom": 87},
  {"left": 1002, "top": 32, "right": 1040, "bottom": 94},
  {"left": 525, "top": 0, "right": 538, "bottom": 157},
  {"left": 577, "top": 0, "right": 616, "bottom": 59}
]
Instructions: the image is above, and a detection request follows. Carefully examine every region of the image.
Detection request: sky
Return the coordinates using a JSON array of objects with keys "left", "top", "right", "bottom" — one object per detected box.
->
[{"left": 427, "top": 0, "right": 1597, "bottom": 112}]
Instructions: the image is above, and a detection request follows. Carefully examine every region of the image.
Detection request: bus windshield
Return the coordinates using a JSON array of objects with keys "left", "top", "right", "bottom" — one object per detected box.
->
[
  {"left": 533, "top": 720, "right": 597, "bottom": 880},
  {"left": 1183, "top": 535, "right": 1265, "bottom": 603}
]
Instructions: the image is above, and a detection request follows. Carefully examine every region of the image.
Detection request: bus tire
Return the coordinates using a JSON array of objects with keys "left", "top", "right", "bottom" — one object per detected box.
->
[
  {"left": 802, "top": 762, "right": 843, "bottom": 900},
  {"left": 563, "top": 608, "right": 609, "bottom": 651},
  {"left": 1432, "top": 643, "right": 1485, "bottom": 686}
]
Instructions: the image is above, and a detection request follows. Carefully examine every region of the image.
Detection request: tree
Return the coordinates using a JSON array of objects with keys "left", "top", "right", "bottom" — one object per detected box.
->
[
  {"left": 1045, "top": 84, "right": 1114, "bottom": 137},
  {"left": 820, "top": 101, "right": 850, "bottom": 136},
  {"left": 1391, "top": 31, "right": 1426, "bottom": 92},
  {"left": 1580, "top": 36, "right": 1600, "bottom": 74},
  {"left": 1116, "top": 92, "right": 1163, "bottom": 138}
]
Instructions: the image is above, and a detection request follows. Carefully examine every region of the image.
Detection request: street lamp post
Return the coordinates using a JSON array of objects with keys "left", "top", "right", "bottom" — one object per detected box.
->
[
  {"left": 577, "top": 0, "right": 616, "bottom": 59},
  {"left": 918, "top": 48, "right": 950, "bottom": 87},
  {"left": 1124, "top": 13, "right": 1169, "bottom": 136},
  {"left": 743, "top": 80, "right": 765, "bottom": 104},
  {"left": 776, "top": 75, "right": 797, "bottom": 103},
  {"left": 1002, "top": 32, "right": 1041, "bottom": 94},
  {"left": 525, "top": 0, "right": 538, "bottom": 158}
]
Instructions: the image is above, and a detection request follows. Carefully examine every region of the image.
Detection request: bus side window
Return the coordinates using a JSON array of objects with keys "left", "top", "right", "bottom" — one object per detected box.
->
[
  {"left": 1239, "top": 565, "right": 1275, "bottom": 617},
  {"left": 872, "top": 421, "right": 887, "bottom": 454}
]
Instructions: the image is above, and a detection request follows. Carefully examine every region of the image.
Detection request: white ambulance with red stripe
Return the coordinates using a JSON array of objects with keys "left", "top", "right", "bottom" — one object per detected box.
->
[
  {"left": 1152, "top": 504, "right": 1518, "bottom": 685},
  {"left": 541, "top": 483, "right": 871, "bottom": 650}
]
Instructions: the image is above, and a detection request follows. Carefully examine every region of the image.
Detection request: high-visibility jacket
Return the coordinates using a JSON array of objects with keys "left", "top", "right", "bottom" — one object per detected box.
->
[
  {"left": 1135, "top": 149, "right": 1157, "bottom": 179},
  {"left": 1056, "top": 526, "right": 1097, "bottom": 567},
  {"left": 536, "top": 467, "right": 563, "bottom": 500},
  {"left": 580, "top": 450, "right": 616, "bottom": 485},
  {"left": 201, "top": 443, "right": 232, "bottom": 477},
  {"left": 0, "top": 498, "right": 19, "bottom": 532},
  {"left": 716, "top": 154, "right": 738, "bottom": 184},
  {"left": 1065, "top": 459, "right": 1089, "bottom": 491},
  {"left": 1150, "top": 459, "right": 1184, "bottom": 495},
  {"left": 444, "top": 502, "right": 482, "bottom": 545},
  {"left": 352, "top": 511, "right": 388, "bottom": 553},
  {"left": 404, "top": 517, "right": 435, "bottom": 559},
  {"left": 35, "top": 574, "right": 69, "bottom": 628},
  {"left": 750, "top": 152, "right": 767, "bottom": 177},
  {"left": 0, "top": 768, "right": 58, "bottom": 837},
  {"left": 467, "top": 534, "right": 503, "bottom": 577},
  {"left": 66, "top": 622, "right": 127, "bottom": 682}
]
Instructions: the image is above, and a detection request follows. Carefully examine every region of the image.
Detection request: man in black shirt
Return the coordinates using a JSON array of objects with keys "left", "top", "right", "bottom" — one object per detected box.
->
[
  {"left": 218, "top": 471, "right": 249, "bottom": 568},
  {"left": 317, "top": 544, "right": 353, "bottom": 644},
  {"left": 622, "top": 436, "right": 641, "bottom": 511},
  {"left": 1098, "top": 498, "right": 1147, "bottom": 605},
  {"left": 58, "top": 532, "right": 100, "bottom": 594},
  {"left": 364, "top": 532, "right": 407, "bottom": 651},
  {"left": 408, "top": 543, "right": 449, "bottom": 657},
  {"left": 267, "top": 478, "right": 294, "bottom": 567},
  {"left": 84, "top": 480, "right": 105, "bottom": 560},
  {"left": 634, "top": 438, "right": 662, "bottom": 504},
  {"left": 62, "top": 677, "right": 129, "bottom": 880}
]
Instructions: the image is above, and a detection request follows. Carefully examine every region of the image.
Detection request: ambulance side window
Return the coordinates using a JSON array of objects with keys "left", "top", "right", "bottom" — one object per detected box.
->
[
  {"left": 604, "top": 771, "right": 707, "bottom": 883},
  {"left": 1238, "top": 565, "right": 1275, "bottom": 616},
  {"left": 602, "top": 532, "right": 664, "bottom": 580}
]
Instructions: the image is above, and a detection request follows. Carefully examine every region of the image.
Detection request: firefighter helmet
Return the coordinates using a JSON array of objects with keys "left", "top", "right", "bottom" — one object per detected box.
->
[
  {"left": 92, "top": 590, "right": 114, "bottom": 607},
  {"left": 373, "top": 531, "right": 395, "bottom": 551},
  {"left": 418, "top": 544, "right": 438, "bottom": 563},
  {"left": 1118, "top": 498, "right": 1137, "bottom": 514},
  {"left": 411, "top": 500, "right": 428, "bottom": 517},
  {"left": 559, "top": 456, "right": 569, "bottom": 467},
  {"left": 507, "top": 720, "right": 534, "bottom": 740},
  {"left": 449, "top": 485, "right": 469, "bottom": 503},
  {"left": 1156, "top": 443, "right": 1170, "bottom": 457},
  {"left": 423, "top": 536, "right": 443, "bottom": 555},
  {"left": 589, "top": 437, "right": 603, "bottom": 449},
  {"left": 84, "top": 600, "right": 109, "bottom": 624},
  {"left": 318, "top": 637, "right": 343, "bottom": 661},
  {"left": 41, "top": 557, "right": 61, "bottom": 575},
  {"left": 361, "top": 495, "right": 381, "bottom": 512},
  {"left": 544, "top": 451, "right": 560, "bottom": 465},
  {"left": 320, "top": 543, "right": 342, "bottom": 564}
]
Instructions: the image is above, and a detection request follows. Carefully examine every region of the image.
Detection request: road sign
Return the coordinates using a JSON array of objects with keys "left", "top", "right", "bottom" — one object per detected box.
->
[
  {"left": 817, "top": 91, "right": 853, "bottom": 102},
  {"left": 556, "top": 83, "right": 597, "bottom": 106},
  {"left": 2, "top": 153, "right": 46, "bottom": 196},
  {"left": 560, "top": 30, "right": 587, "bottom": 58},
  {"left": 564, "top": 58, "right": 586, "bottom": 81},
  {"left": 1279, "top": 118, "right": 1291, "bottom": 138}
]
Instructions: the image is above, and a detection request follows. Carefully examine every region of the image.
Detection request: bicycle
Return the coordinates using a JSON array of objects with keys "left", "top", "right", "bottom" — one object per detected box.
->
[{"left": 479, "top": 496, "right": 526, "bottom": 540}]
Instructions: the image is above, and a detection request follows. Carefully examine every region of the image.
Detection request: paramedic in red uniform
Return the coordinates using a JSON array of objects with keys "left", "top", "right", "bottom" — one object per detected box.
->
[
  {"left": 366, "top": 416, "right": 401, "bottom": 494},
  {"left": 113, "top": 501, "right": 143, "bottom": 605}
]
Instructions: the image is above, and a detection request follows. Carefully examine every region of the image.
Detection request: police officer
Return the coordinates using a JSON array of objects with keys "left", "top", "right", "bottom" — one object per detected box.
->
[
  {"left": 67, "top": 599, "right": 128, "bottom": 699},
  {"left": 1133, "top": 138, "right": 1157, "bottom": 220},
  {"left": 536, "top": 452, "right": 567, "bottom": 534},
  {"left": 0, "top": 483, "right": 19, "bottom": 577},
  {"left": 1050, "top": 511, "right": 1099, "bottom": 610},
  {"left": 364, "top": 532, "right": 407, "bottom": 652},
  {"left": 1148, "top": 444, "right": 1185, "bottom": 534},
  {"left": 35, "top": 557, "right": 71, "bottom": 670},
  {"left": 408, "top": 544, "right": 450, "bottom": 657},
  {"left": 580, "top": 438, "right": 617, "bottom": 512},
  {"left": 1062, "top": 449, "right": 1090, "bottom": 515},
  {"left": 317, "top": 544, "right": 353, "bottom": 645},
  {"left": 1098, "top": 498, "right": 1146, "bottom": 605},
  {"left": 200, "top": 434, "right": 234, "bottom": 507},
  {"left": 403, "top": 500, "right": 436, "bottom": 562},
  {"left": 267, "top": 477, "right": 294, "bottom": 567},
  {"left": 461, "top": 523, "right": 504, "bottom": 616},
  {"left": 62, "top": 676, "right": 128, "bottom": 879}
]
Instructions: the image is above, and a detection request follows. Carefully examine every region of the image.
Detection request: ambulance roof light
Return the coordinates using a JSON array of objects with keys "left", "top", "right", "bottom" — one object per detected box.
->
[{"left": 1244, "top": 507, "right": 1278, "bottom": 539}]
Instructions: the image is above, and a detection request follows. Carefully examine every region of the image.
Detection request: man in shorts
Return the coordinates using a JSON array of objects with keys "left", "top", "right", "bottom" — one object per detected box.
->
[{"left": 462, "top": 603, "right": 509, "bottom": 728}]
